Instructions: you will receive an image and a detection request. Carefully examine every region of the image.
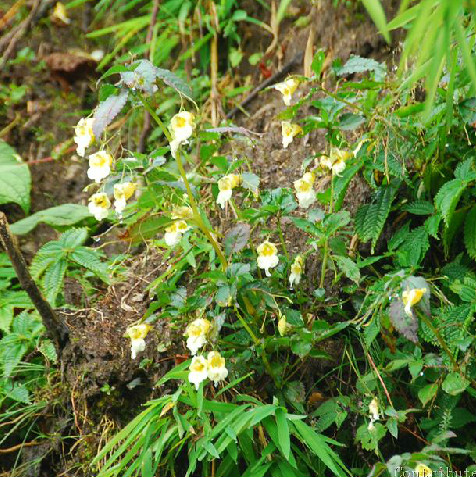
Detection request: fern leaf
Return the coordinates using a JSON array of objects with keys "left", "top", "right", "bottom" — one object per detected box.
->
[
  {"left": 434, "top": 178, "right": 467, "bottom": 226},
  {"left": 464, "top": 205, "right": 476, "bottom": 259},
  {"left": 402, "top": 200, "right": 435, "bottom": 215},
  {"left": 42, "top": 259, "right": 67, "bottom": 306},
  {"left": 355, "top": 184, "right": 397, "bottom": 252},
  {"left": 71, "top": 247, "right": 110, "bottom": 283}
]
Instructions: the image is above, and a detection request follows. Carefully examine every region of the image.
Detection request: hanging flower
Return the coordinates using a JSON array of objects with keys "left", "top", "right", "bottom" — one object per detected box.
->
[
  {"left": 257, "top": 241, "right": 279, "bottom": 277},
  {"left": 282, "top": 121, "right": 302, "bottom": 148},
  {"left": 88, "top": 192, "right": 110, "bottom": 221},
  {"left": 74, "top": 118, "right": 95, "bottom": 157},
  {"left": 207, "top": 351, "right": 228, "bottom": 386},
  {"left": 402, "top": 288, "right": 427, "bottom": 316},
  {"left": 164, "top": 220, "right": 190, "bottom": 247},
  {"left": 274, "top": 78, "right": 299, "bottom": 105},
  {"left": 320, "top": 148, "right": 352, "bottom": 176},
  {"left": 278, "top": 312, "right": 289, "bottom": 336},
  {"left": 289, "top": 255, "right": 304, "bottom": 288},
  {"left": 368, "top": 397, "right": 379, "bottom": 422},
  {"left": 184, "top": 317, "right": 211, "bottom": 355},
  {"left": 114, "top": 182, "right": 136, "bottom": 214},
  {"left": 125, "top": 323, "right": 151, "bottom": 360},
  {"left": 87, "top": 151, "right": 113, "bottom": 183},
  {"left": 294, "top": 172, "right": 316, "bottom": 209},
  {"left": 217, "top": 174, "right": 241, "bottom": 209},
  {"left": 188, "top": 355, "right": 209, "bottom": 390},
  {"left": 169, "top": 111, "right": 195, "bottom": 158},
  {"left": 51, "top": 2, "right": 71, "bottom": 25},
  {"left": 415, "top": 464, "right": 432, "bottom": 477},
  {"left": 171, "top": 206, "right": 193, "bottom": 219}
]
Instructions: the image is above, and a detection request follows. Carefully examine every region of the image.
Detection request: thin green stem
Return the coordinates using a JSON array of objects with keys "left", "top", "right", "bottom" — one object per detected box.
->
[
  {"left": 319, "top": 176, "right": 334, "bottom": 288},
  {"left": 277, "top": 214, "right": 289, "bottom": 261},
  {"left": 139, "top": 95, "right": 227, "bottom": 270}
]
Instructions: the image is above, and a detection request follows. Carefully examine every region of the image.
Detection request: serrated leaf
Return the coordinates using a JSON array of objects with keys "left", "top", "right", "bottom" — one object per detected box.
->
[
  {"left": 389, "top": 299, "right": 418, "bottom": 343},
  {"left": 58, "top": 227, "right": 89, "bottom": 248},
  {"left": 333, "top": 255, "right": 360, "bottom": 283},
  {"left": 71, "top": 247, "right": 110, "bottom": 282},
  {"left": 92, "top": 90, "right": 128, "bottom": 138},
  {"left": 434, "top": 178, "right": 468, "bottom": 226},
  {"left": 418, "top": 383, "right": 438, "bottom": 406},
  {"left": 43, "top": 259, "right": 67, "bottom": 306},
  {"left": 402, "top": 201, "right": 435, "bottom": 215},
  {"left": 155, "top": 67, "right": 193, "bottom": 101},
  {"left": 224, "top": 223, "right": 250, "bottom": 256},
  {"left": 464, "top": 206, "right": 476, "bottom": 260},
  {"left": 241, "top": 172, "right": 260, "bottom": 193},
  {"left": 442, "top": 373, "right": 469, "bottom": 396},
  {"left": 5, "top": 381, "right": 30, "bottom": 403},
  {"left": 355, "top": 184, "right": 397, "bottom": 251},
  {"left": 10, "top": 204, "right": 92, "bottom": 235},
  {"left": 336, "top": 54, "right": 387, "bottom": 80},
  {"left": 204, "top": 126, "right": 263, "bottom": 138},
  {"left": 0, "top": 140, "right": 31, "bottom": 213},
  {"left": 38, "top": 340, "right": 57, "bottom": 363}
]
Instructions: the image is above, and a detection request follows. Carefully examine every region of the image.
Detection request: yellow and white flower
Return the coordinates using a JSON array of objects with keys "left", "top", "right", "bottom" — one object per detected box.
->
[
  {"left": 171, "top": 206, "right": 193, "bottom": 219},
  {"left": 114, "top": 182, "right": 136, "bottom": 214},
  {"left": 188, "top": 355, "right": 209, "bottom": 390},
  {"left": 169, "top": 111, "right": 195, "bottom": 158},
  {"left": 402, "top": 288, "right": 427, "bottom": 316},
  {"left": 415, "top": 464, "right": 432, "bottom": 477},
  {"left": 282, "top": 121, "right": 302, "bottom": 148},
  {"left": 207, "top": 351, "right": 228, "bottom": 386},
  {"left": 320, "top": 148, "right": 352, "bottom": 176},
  {"left": 88, "top": 192, "right": 110, "bottom": 221},
  {"left": 289, "top": 255, "right": 304, "bottom": 288},
  {"left": 368, "top": 397, "right": 379, "bottom": 422},
  {"left": 217, "top": 174, "right": 241, "bottom": 209},
  {"left": 164, "top": 220, "right": 190, "bottom": 247},
  {"left": 294, "top": 172, "right": 316, "bottom": 209},
  {"left": 277, "top": 313, "right": 288, "bottom": 336},
  {"left": 74, "top": 117, "right": 95, "bottom": 157},
  {"left": 51, "top": 2, "right": 71, "bottom": 24},
  {"left": 274, "top": 78, "right": 299, "bottom": 106},
  {"left": 88, "top": 151, "right": 113, "bottom": 183},
  {"left": 125, "top": 323, "right": 151, "bottom": 360},
  {"left": 184, "top": 317, "right": 211, "bottom": 355},
  {"left": 257, "top": 241, "right": 279, "bottom": 277}
]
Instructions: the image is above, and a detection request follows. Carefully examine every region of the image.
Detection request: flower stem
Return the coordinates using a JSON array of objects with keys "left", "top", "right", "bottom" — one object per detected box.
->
[
  {"left": 277, "top": 214, "right": 289, "bottom": 261},
  {"left": 139, "top": 95, "right": 227, "bottom": 270},
  {"left": 319, "top": 177, "right": 334, "bottom": 288}
]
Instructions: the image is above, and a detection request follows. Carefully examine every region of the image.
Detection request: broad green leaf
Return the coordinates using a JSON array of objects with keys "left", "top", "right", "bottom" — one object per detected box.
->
[
  {"left": 333, "top": 255, "right": 360, "bottom": 283},
  {"left": 224, "top": 223, "right": 250, "bottom": 256},
  {"left": 464, "top": 206, "right": 476, "bottom": 260},
  {"left": 442, "top": 372, "right": 469, "bottom": 396},
  {"left": 0, "top": 140, "right": 31, "bottom": 213},
  {"left": 434, "top": 178, "right": 467, "bottom": 226},
  {"left": 275, "top": 408, "right": 290, "bottom": 460},
  {"left": 10, "top": 204, "right": 92, "bottom": 235},
  {"left": 418, "top": 382, "right": 438, "bottom": 406},
  {"left": 92, "top": 90, "right": 129, "bottom": 138}
]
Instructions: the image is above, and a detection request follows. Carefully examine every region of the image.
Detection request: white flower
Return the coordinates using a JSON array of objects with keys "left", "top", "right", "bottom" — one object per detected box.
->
[
  {"left": 169, "top": 111, "right": 195, "bottom": 158},
  {"left": 185, "top": 318, "right": 211, "bottom": 355},
  {"left": 294, "top": 172, "right": 315, "bottom": 209},
  {"left": 87, "top": 151, "right": 113, "bottom": 183},
  {"left": 188, "top": 355, "right": 209, "bottom": 390},
  {"left": 274, "top": 78, "right": 299, "bottom": 105},
  {"left": 282, "top": 121, "right": 302, "bottom": 148},
  {"left": 320, "top": 148, "right": 352, "bottom": 176},
  {"left": 207, "top": 351, "right": 228, "bottom": 386},
  {"left": 114, "top": 182, "right": 136, "bottom": 214},
  {"left": 402, "top": 288, "right": 427, "bottom": 316},
  {"left": 257, "top": 241, "right": 279, "bottom": 277},
  {"left": 217, "top": 174, "right": 241, "bottom": 209},
  {"left": 278, "top": 313, "right": 289, "bottom": 336},
  {"left": 88, "top": 192, "right": 110, "bottom": 221},
  {"left": 289, "top": 255, "right": 304, "bottom": 288},
  {"left": 171, "top": 206, "right": 193, "bottom": 219},
  {"left": 368, "top": 397, "right": 379, "bottom": 422},
  {"left": 125, "top": 324, "right": 151, "bottom": 360},
  {"left": 51, "top": 2, "right": 71, "bottom": 24},
  {"left": 74, "top": 118, "right": 95, "bottom": 157},
  {"left": 164, "top": 220, "right": 190, "bottom": 247}
]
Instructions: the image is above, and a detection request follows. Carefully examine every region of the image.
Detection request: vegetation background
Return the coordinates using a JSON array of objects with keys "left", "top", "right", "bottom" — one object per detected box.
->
[{"left": 2, "top": 0, "right": 476, "bottom": 476}]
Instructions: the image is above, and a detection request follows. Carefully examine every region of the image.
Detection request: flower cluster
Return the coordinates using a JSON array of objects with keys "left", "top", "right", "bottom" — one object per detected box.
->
[
  {"left": 189, "top": 351, "right": 228, "bottom": 390},
  {"left": 74, "top": 117, "right": 137, "bottom": 221},
  {"left": 217, "top": 173, "right": 241, "bottom": 209}
]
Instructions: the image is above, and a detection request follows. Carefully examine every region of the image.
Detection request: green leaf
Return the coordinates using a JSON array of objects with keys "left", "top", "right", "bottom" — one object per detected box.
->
[
  {"left": 442, "top": 372, "right": 469, "bottom": 396},
  {"left": 402, "top": 201, "right": 435, "bottom": 216},
  {"left": 333, "top": 255, "right": 360, "bottom": 283},
  {"left": 361, "top": 0, "right": 390, "bottom": 42},
  {"left": 464, "top": 206, "right": 476, "bottom": 260},
  {"left": 43, "top": 259, "right": 67, "bottom": 306},
  {"left": 355, "top": 184, "right": 397, "bottom": 251},
  {"left": 336, "top": 54, "right": 386, "bottom": 79},
  {"left": 0, "top": 140, "right": 31, "bottom": 213},
  {"left": 155, "top": 67, "right": 194, "bottom": 101},
  {"left": 434, "top": 179, "right": 468, "bottom": 226},
  {"left": 418, "top": 382, "right": 439, "bottom": 407},
  {"left": 71, "top": 247, "right": 110, "bottom": 282},
  {"left": 241, "top": 172, "right": 260, "bottom": 193},
  {"left": 10, "top": 204, "right": 92, "bottom": 235},
  {"left": 275, "top": 408, "right": 290, "bottom": 460}
]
